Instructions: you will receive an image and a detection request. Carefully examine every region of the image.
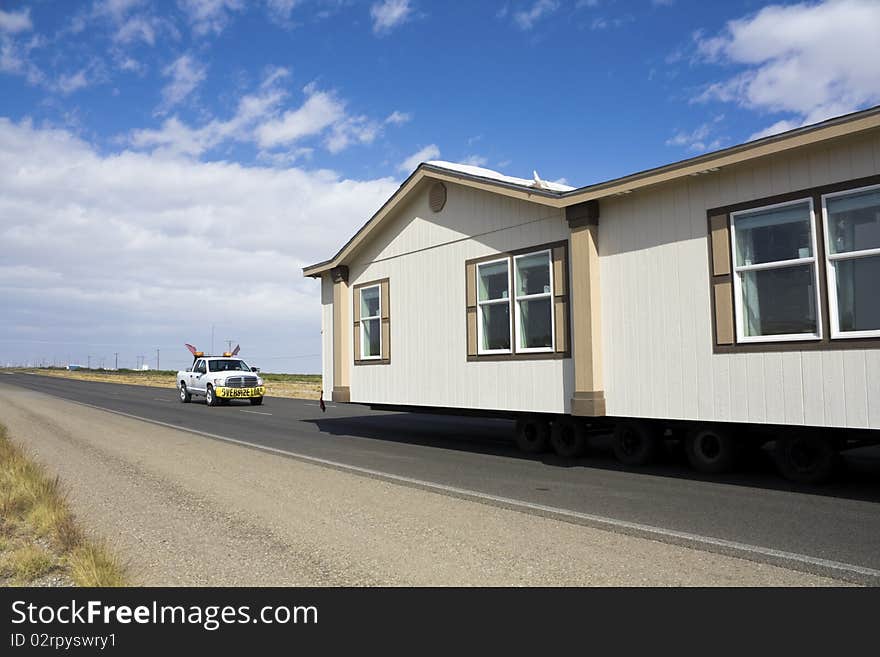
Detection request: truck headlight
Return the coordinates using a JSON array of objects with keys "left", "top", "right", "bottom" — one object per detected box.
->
[
  {"left": 213, "top": 378, "right": 224, "bottom": 386},
  {"left": 257, "top": 377, "right": 264, "bottom": 386}
]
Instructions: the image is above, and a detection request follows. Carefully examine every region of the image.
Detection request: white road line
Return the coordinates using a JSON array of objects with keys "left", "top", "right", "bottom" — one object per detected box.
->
[
  {"left": 240, "top": 410, "right": 272, "bottom": 416},
  {"left": 50, "top": 397, "right": 880, "bottom": 583}
]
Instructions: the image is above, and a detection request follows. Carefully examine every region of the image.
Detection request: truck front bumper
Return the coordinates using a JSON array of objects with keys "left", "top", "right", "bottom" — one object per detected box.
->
[{"left": 214, "top": 386, "right": 266, "bottom": 399}]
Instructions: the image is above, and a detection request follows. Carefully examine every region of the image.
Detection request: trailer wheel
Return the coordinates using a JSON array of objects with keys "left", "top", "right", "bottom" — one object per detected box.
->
[
  {"left": 515, "top": 416, "right": 550, "bottom": 454},
  {"left": 612, "top": 420, "right": 660, "bottom": 466},
  {"left": 774, "top": 432, "right": 838, "bottom": 484},
  {"left": 685, "top": 426, "right": 737, "bottom": 474},
  {"left": 550, "top": 417, "right": 588, "bottom": 458}
]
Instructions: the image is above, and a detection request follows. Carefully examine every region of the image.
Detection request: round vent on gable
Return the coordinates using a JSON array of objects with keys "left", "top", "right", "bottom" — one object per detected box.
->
[{"left": 428, "top": 182, "right": 447, "bottom": 213}]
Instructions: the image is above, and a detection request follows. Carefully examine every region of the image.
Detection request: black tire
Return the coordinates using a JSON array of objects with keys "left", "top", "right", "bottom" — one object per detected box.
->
[
  {"left": 774, "top": 432, "right": 838, "bottom": 484},
  {"left": 205, "top": 385, "right": 218, "bottom": 407},
  {"left": 250, "top": 397, "right": 263, "bottom": 406},
  {"left": 178, "top": 383, "right": 191, "bottom": 404},
  {"left": 685, "top": 426, "right": 738, "bottom": 474},
  {"left": 550, "top": 417, "right": 588, "bottom": 458},
  {"left": 613, "top": 420, "right": 661, "bottom": 466},
  {"left": 514, "top": 416, "right": 550, "bottom": 454}
]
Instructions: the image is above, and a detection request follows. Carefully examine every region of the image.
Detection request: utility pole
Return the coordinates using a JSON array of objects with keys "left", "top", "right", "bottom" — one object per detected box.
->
[
  {"left": 225, "top": 339, "right": 233, "bottom": 354},
  {"left": 114, "top": 352, "right": 118, "bottom": 370},
  {"left": 87, "top": 355, "right": 91, "bottom": 370},
  {"left": 211, "top": 325, "right": 215, "bottom": 356},
  {"left": 156, "top": 349, "right": 160, "bottom": 371}
]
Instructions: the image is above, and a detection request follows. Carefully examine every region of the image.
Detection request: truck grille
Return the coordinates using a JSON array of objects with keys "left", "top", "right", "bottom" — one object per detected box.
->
[{"left": 225, "top": 376, "right": 259, "bottom": 388}]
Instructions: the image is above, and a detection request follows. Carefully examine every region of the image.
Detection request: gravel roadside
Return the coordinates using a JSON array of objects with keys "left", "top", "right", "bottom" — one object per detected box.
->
[{"left": 0, "top": 383, "right": 850, "bottom": 586}]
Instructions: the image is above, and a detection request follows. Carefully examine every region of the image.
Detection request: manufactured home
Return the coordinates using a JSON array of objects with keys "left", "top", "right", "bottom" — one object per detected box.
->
[{"left": 304, "top": 106, "right": 880, "bottom": 483}]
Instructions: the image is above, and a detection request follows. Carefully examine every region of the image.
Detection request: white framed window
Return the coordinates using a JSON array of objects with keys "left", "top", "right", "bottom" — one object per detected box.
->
[
  {"left": 822, "top": 183, "right": 880, "bottom": 339},
  {"left": 359, "top": 284, "right": 382, "bottom": 359},
  {"left": 476, "top": 257, "right": 512, "bottom": 354},
  {"left": 513, "top": 250, "right": 554, "bottom": 352},
  {"left": 729, "top": 198, "right": 822, "bottom": 343}
]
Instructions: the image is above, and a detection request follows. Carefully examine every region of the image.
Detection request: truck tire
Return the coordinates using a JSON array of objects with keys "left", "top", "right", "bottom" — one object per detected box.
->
[
  {"left": 774, "top": 432, "right": 838, "bottom": 484},
  {"left": 685, "top": 426, "right": 737, "bottom": 474},
  {"left": 515, "top": 416, "right": 550, "bottom": 454},
  {"left": 250, "top": 397, "right": 263, "bottom": 406},
  {"left": 550, "top": 417, "right": 588, "bottom": 458},
  {"left": 205, "top": 384, "right": 219, "bottom": 407},
  {"left": 613, "top": 420, "right": 661, "bottom": 467},
  {"left": 178, "top": 383, "right": 191, "bottom": 403}
]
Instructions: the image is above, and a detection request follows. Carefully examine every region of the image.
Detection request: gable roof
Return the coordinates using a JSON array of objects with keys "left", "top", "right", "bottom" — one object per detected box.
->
[{"left": 303, "top": 104, "right": 880, "bottom": 277}]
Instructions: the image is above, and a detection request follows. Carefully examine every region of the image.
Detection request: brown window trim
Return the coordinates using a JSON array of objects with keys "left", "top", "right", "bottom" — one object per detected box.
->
[
  {"left": 353, "top": 278, "right": 391, "bottom": 366},
  {"left": 707, "top": 173, "right": 880, "bottom": 354},
  {"left": 465, "top": 240, "right": 571, "bottom": 362}
]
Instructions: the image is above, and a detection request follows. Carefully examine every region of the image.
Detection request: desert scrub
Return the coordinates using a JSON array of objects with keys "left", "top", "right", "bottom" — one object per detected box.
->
[{"left": 0, "top": 422, "right": 127, "bottom": 586}]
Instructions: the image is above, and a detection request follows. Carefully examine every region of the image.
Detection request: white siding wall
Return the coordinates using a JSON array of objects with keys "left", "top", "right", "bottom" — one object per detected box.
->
[
  {"left": 601, "top": 132, "right": 880, "bottom": 429},
  {"left": 320, "top": 273, "right": 334, "bottom": 402},
  {"left": 347, "top": 183, "right": 573, "bottom": 414}
]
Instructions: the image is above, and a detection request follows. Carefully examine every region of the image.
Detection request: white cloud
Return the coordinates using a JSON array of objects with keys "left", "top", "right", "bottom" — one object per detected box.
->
[
  {"left": 0, "top": 34, "right": 44, "bottom": 85},
  {"left": 56, "top": 69, "right": 92, "bottom": 95},
  {"left": 0, "top": 117, "right": 399, "bottom": 371},
  {"left": 461, "top": 154, "right": 488, "bottom": 167},
  {"left": 134, "top": 72, "right": 403, "bottom": 158},
  {"left": 266, "top": 0, "right": 299, "bottom": 23},
  {"left": 694, "top": 0, "right": 880, "bottom": 137},
  {"left": 666, "top": 125, "right": 724, "bottom": 153},
  {"left": 325, "top": 115, "right": 382, "bottom": 153},
  {"left": 159, "top": 54, "right": 208, "bottom": 111},
  {"left": 384, "top": 110, "right": 410, "bottom": 125},
  {"left": 0, "top": 8, "right": 33, "bottom": 33},
  {"left": 513, "top": 0, "right": 559, "bottom": 30},
  {"left": 114, "top": 15, "right": 159, "bottom": 45},
  {"left": 255, "top": 87, "right": 346, "bottom": 149},
  {"left": 590, "top": 14, "right": 634, "bottom": 30},
  {"left": 398, "top": 144, "right": 439, "bottom": 172},
  {"left": 370, "top": 0, "right": 413, "bottom": 35},
  {"left": 178, "top": 0, "right": 245, "bottom": 36},
  {"left": 132, "top": 78, "right": 288, "bottom": 157}
]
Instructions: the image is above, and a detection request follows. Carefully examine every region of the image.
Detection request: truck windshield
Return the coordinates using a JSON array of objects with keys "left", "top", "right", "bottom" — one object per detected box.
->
[{"left": 207, "top": 359, "right": 251, "bottom": 372}]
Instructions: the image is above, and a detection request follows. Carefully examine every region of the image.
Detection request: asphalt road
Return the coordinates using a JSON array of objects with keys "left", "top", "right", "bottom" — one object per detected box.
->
[{"left": 3, "top": 372, "right": 880, "bottom": 583}]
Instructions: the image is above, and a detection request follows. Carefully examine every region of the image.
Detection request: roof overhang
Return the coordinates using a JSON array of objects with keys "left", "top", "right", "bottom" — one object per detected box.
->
[{"left": 304, "top": 104, "right": 880, "bottom": 278}]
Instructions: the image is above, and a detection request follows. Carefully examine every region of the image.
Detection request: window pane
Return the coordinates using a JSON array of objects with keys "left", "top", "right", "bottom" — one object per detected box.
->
[
  {"left": 734, "top": 202, "right": 812, "bottom": 266},
  {"left": 515, "top": 252, "right": 551, "bottom": 297},
  {"left": 478, "top": 261, "right": 509, "bottom": 301},
  {"left": 834, "top": 255, "right": 880, "bottom": 332},
  {"left": 480, "top": 303, "right": 510, "bottom": 350},
  {"left": 361, "top": 286, "right": 380, "bottom": 318},
  {"left": 518, "top": 297, "right": 552, "bottom": 348},
  {"left": 740, "top": 264, "right": 817, "bottom": 337},
  {"left": 826, "top": 189, "right": 880, "bottom": 254},
  {"left": 363, "top": 318, "right": 381, "bottom": 357}
]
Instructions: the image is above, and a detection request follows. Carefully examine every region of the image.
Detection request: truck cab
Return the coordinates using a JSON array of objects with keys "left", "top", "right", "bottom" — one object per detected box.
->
[{"left": 177, "top": 356, "right": 266, "bottom": 407}]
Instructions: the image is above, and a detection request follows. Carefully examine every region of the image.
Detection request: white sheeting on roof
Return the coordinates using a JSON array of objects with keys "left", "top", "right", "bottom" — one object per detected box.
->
[{"left": 425, "top": 160, "right": 574, "bottom": 192}]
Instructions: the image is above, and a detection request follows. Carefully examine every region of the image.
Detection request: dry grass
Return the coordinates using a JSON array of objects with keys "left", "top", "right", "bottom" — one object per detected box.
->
[
  {"left": 15, "top": 368, "right": 323, "bottom": 400},
  {"left": 68, "top": 542, "right": 127, "bottom": 587},
  {"left": 0, "top": 422, "right": 127, "bottom": 586},
  {"left": 0, "top": 543, "right": 55, "bottom": 583}
]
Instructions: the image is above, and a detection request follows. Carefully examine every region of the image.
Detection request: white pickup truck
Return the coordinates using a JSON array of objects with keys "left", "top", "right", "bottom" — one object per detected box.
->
[{"left": 177, "top": 356, "right": 266, "bottom": 406}]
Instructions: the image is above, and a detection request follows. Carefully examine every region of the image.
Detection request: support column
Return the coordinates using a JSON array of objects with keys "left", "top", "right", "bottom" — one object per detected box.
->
[
  {"left": 331, "top": 265, "right": 351, "bottom": 402},
  {"left": 566, "top": 201, "right": 606, "bottom": 416}
]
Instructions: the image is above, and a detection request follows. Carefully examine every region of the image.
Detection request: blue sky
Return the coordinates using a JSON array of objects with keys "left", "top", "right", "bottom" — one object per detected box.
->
[{"left": 1, "top": 0, "right": 879, "bottom": 372}]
